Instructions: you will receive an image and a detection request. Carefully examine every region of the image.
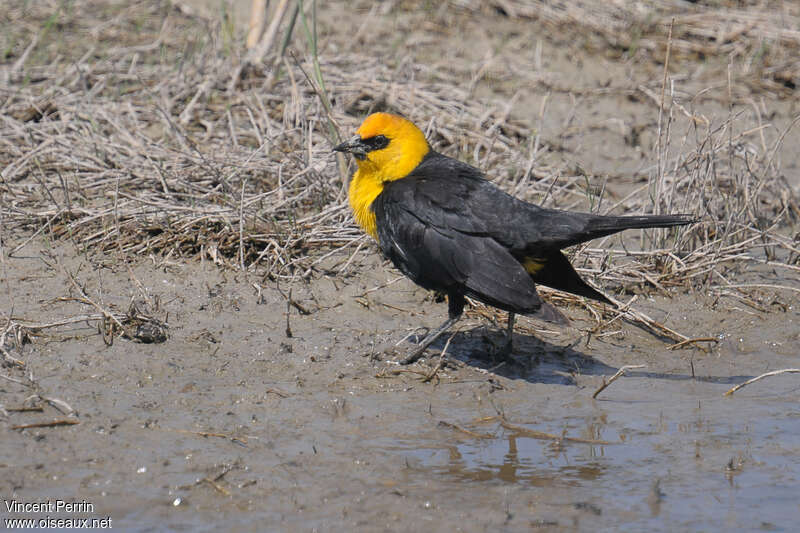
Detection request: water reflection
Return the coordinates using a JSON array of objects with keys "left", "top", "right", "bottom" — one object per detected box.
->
[
  {"left": 402, "top": 419, "right": 615, "bottom": 486},
  {"left": 388, "top": 380, "right": 800, "bottom": 530}
]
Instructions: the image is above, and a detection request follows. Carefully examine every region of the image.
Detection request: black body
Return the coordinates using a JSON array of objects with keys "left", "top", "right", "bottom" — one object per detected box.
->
[{"left": 372, "top": 151, "right": 695, "bottom": 319}]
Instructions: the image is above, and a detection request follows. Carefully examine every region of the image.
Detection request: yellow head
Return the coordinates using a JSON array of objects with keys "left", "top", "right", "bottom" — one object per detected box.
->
[
  {"left": 334, "top": 113, "right": 431, "bottom": 239},
  {"left": 334, "top": 112, "right": 430, "bottom": 181}
]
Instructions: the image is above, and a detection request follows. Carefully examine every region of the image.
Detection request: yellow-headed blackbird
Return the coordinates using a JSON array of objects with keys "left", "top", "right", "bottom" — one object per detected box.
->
[{"left": 334, "top": 112, "right": 695, "bottom": 363}]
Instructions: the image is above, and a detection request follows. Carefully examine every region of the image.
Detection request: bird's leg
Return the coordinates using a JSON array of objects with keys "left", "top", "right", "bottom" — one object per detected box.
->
[
  {"left": 488, "top": 311, "right": 516, "bottom": 363},
  {"left": 399, "top": 293, "right": 464, "bottom": 365},
  {"left": 399, "top": 315, "right": 459, "bottom": 365},
  {"left": 505, "top": 312, "right": 516, "bottom": 353}
]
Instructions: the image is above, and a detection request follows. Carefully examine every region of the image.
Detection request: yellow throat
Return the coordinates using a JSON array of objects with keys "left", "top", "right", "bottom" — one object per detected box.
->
[{"left": 346, "top": 113, "right": 430, "bottom": 239}]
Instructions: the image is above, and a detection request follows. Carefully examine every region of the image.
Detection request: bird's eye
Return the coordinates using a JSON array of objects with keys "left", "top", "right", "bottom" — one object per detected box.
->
[{"left": 362, "top": 135, "right": 390, "bottom": 151}]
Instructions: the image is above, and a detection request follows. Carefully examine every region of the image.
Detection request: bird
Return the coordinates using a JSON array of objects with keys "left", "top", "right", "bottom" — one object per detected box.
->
[{"left": 334, "top": 112, "right": 696, "bottom": 364}]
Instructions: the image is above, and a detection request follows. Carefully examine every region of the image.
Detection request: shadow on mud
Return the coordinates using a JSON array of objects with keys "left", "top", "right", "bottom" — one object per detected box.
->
[
  {"left": 412, "top": 326, "right": 616, "bottom": 383},
  {"left": 415, "top": 326, "right": 753, "bottom": 385}
]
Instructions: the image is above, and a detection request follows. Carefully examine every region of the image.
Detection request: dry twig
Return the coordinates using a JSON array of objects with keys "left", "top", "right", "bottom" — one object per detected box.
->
[
  {"left": 724, "top": 368, "right": 800, "bottom": 396},
  {"left": 593, "top": 365, "right": 646, "bottom": 399},
  {"left": 12, "top": 419, "right": 80, "bottom": 430},
  {"left": 499, "top": 417, "right": 613, "bottom": 445}
]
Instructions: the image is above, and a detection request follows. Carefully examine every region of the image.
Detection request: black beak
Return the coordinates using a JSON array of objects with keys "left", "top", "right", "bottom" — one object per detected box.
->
[{"left": 333, "top": 135, "right": 368, "bottom": 160}]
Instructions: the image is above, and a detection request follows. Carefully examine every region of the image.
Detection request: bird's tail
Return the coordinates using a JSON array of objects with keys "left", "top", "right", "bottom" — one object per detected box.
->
[
  {"left": 531, "top": 208, "right": 698, "bottom": 250},
  {"left": 560, "top": 213, "right": 697, "bottom": 248},
  {"left": 522, "top": 213, "right": 697, "bottom": 306},
  {"left": 591, "top": 213, "right": 697, "bottom": 236}
]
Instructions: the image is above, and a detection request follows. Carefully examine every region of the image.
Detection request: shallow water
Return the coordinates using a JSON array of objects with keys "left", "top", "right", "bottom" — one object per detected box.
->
[{"left": 395, "top": 372, "right": 800, "bottom": 531}]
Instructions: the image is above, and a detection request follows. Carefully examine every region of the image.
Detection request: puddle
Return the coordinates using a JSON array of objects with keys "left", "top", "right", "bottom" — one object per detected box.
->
[{"left": 388, "top": 369, "right": 800, "bottom": 530}]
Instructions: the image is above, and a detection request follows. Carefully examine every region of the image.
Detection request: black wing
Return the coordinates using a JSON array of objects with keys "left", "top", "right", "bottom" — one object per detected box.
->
[
  {"left": 395, "top": 152, "right": 695, "bottom": 254},
  {"left": 372, "top": 178, "right": 543, "bottom": 315}
]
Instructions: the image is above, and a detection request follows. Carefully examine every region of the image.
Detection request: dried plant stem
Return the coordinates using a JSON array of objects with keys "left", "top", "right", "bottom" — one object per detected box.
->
[
  {"left": 724, "top": 369, "right": 800, "bottom": 396},
  {"left": 62, "top": 268, "right": 131, "bottom": 339},
  {"left": 499, "top": 417, "right": 613, "bottom": 445},
  {"left": 667, "top": 337, "right": 718, "bottom": 350},
  {"left": 12, "top": 419, "right": 79, "bottom": 430},
  {"left": 603, "top": 293, "right": 690, "bottom": 343},
  {"left": 655, "top": 18, "right": 674, "bottom": 210},
  {"left": 438, "top": 420, "right": 494, "bottom": 439},
  {"left": 253, "top": 0, "right": 291, "bottom": 61},
  {"left": 246, "top": 0, "right": 268, "bottom": 49},
  {"left": 593, "top": 365, "right": 646, "bottom": 399},
  {"left": 423, "top": 330, "right": 457, "bottom": 383}
]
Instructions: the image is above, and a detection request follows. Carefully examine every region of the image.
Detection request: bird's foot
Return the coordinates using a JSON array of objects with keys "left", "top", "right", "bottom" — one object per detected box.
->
[
  {"left": 369, "top": 342, "right": 430, "bottom": 365},
  {"left": 398, "top": 344, "right": 429, "bottom": 365},
  {"left": 393, "top": 316, "right": 461, "bottom": 365},
  {"left": 487, "top": 335, "right": 519, "bottom": 366}
]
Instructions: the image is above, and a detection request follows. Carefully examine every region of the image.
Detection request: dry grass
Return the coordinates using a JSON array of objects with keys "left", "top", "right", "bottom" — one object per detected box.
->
[{"left": 1, "top": 0, "right": 798, "bottom": 321}]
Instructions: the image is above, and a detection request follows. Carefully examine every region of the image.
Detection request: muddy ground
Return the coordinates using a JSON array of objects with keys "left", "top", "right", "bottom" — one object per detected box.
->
[
  {"left": 3, "top": 1, "right": 800, "bottom": 531},
  {"left": 4, "top": 241, "right": 800, "bottom": 531}
]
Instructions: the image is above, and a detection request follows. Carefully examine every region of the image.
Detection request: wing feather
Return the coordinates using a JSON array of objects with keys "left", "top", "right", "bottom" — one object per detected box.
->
[
  {"left": 398, "top": 152, "right": 692, "bottom": 253},
  {"left": 373, "top": 189, "right": 542, "bottom": 314}
]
